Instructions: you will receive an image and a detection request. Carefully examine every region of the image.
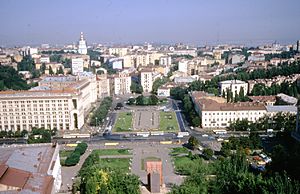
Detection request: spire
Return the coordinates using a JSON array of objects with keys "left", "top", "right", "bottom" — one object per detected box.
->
[{"left": 80, "top": 32, "right": 84, "bottom": 41}]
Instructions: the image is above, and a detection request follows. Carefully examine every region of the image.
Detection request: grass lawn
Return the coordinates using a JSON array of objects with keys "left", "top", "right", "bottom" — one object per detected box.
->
[
  {"left": 173, "top": 156, "right": 198, "bottom": 175},
  {"left": 170, "top": 147, "right": 189, "bottom": 156},
  {"left": 92, "top": 149, "right": 131, "bottom": 156},
  {"left": 98, "top": 158, "right": 131, "bottom": 173},
  {"left": 159, "top": 111, "right": 179, "bottom": 132},
  {"left": 141, "top": 156, "right": 161, "bottom": 170},
  {"left": 59, "top": 150, "right": 74, "bottom": 158},
  {"left": 59, "top": 150, "right": 74, "bottom": 166},
  {"left": 113, "top": 112, "right": 133, "bottom": 132}
]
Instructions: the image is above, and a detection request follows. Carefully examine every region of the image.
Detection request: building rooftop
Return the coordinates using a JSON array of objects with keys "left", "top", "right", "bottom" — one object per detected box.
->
[
  {"left": 0, "top": 144, "right": 58, "bottom": 194},
  {"left": 249, "top": 95, "right": 276, "bottom": 103},
  {"left": 266, "top": 105, "right": 297, "bottom": 113},
  {"left": 219, "top": 80, "right": 246, "bottom": 84}
]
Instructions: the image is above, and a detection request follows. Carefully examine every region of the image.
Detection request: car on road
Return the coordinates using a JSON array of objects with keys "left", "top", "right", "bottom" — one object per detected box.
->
[{"left": 202, "top": 134, "right": 208, "bottom": 137}]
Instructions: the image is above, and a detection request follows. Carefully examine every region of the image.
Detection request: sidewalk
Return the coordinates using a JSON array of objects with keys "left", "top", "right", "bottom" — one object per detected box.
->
[{"left": 59, "top": 147, "right": 91, "bottom": 193}]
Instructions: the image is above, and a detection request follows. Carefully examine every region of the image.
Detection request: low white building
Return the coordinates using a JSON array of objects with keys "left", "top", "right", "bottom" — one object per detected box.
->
[
  {"left": 191, "top": 92, "right": 266, "bottom": 128},
  {"left": 219, "top": 80, "right": 248, "bottom": 97},
  {"left": 157, "top": 86, "right": 170, "bottom": 97}
]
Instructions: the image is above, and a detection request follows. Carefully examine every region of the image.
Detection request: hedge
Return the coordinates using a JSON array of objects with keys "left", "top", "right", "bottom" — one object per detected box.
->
[{"left": 64, "top": 142, "right": 88, "bottom": 166}]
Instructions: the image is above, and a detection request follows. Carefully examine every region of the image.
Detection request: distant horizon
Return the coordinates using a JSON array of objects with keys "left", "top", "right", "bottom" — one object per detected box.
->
[
  {"left": 1, "top": 0, "right": 299, "bottom": 47},
  {"left": 1, "top": 37, "right": 298, "bottom": 48}
]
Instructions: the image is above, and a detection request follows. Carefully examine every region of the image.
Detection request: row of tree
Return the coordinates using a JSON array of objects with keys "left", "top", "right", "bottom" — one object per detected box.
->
[
  {"left": 27, "top": 127, "right": 56, "bottom": 144},
  {"left": 90, "top": 97, "right": 112, "bottom": 126},
  {"left": 128, "top": 94, "right": 159, "bottom": 106},
  {"left": 251, "top": 81, "right": 300, "bottom": 97},
  {"left": 170, "top": 87, "right": 201, "bottom": 127},
  {"left": 228, "top": 113, "right": 296, "bottom": 132}
]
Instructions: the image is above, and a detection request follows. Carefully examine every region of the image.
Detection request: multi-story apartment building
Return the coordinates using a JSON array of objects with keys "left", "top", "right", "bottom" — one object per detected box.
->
[
  {"left": 219, "top": 80, "right": 248, "bottom": 97},
  {"left": 114, "top": 72, "right": 131, "bottom": 95},
  {"left": 0, "top": 77, "right": 97, "bottom": 132},
  {"left": 109, "top": 47, "right": 128, "bottom": 57},
  {"left": 140, "top": 69, "right": 154, "bottom": 93}
]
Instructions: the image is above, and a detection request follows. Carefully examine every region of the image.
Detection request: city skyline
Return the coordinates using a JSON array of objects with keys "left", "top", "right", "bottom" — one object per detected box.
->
[{"left": 1, "top": 0, "right": 300, "bottom": 46}]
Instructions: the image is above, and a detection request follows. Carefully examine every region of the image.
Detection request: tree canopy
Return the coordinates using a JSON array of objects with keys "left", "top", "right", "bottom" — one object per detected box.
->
[{"left": 0, "top": 65, "right": 30, "bottom": 90}]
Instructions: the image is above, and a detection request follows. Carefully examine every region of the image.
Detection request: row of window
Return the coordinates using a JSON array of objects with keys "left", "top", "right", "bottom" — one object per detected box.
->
[
  {"left": 0, "top": 115, "right": 69, "bottom": 120},
  {"left": 0, "top": 119, "right": 70, "bottom": 124},
  {"left": 1, "top": 107, "right": 69, "bottom": 111},
  {"left": 203, "top": 111, "right": 263, "bottom": 116},
  {"left": 0, "top": 123, "right": 70, "bottom": 131},
  {"left": 0, "top": 100, "right": 68, "bottom": 104},
  {"left": 204, "top": 117, "right": 258, "bottom": 122},
  {"left": 0, "top": 111, "right": 69, "bottom": 116}
]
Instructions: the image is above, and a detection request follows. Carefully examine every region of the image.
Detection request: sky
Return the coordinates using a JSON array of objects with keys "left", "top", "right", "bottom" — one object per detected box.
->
[{"left": 0, "top": 0, "right": 300, "bottom": 46}]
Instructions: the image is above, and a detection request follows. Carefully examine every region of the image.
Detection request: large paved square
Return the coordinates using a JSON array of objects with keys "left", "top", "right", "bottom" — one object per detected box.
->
[{"left": 133, "top": 110, "right": 159, "bottom": 131}]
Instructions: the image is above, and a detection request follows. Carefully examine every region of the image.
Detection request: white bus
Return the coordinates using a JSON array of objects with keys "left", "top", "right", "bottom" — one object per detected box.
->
[{"left": 213, "top": 130, "right": 227, "bottom": 135}]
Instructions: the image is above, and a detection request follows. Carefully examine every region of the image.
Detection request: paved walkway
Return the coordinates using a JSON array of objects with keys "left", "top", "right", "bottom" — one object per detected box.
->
[
  {"left": 59, "top": 146, "right": 91, "bottom": 193},
  {"left": 99, "top": 155, "right": 132, "bottom": 159},
  {"left": 131, "top": 144, "right": 183, "bottom": 186}
]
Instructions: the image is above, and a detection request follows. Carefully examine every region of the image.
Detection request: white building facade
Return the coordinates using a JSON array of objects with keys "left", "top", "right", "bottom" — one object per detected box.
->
[
  {"left": 219, "top": 80, "right": 248, "bottom": 97},
  {"left": 141, "top": 70, "right": 154, "bottom": 93},
  {"left": 72, "top": 58, "right": 84, "bottom": 75},
  {"left": 114, "top": 72, "right": 131, "bottom": 95}
]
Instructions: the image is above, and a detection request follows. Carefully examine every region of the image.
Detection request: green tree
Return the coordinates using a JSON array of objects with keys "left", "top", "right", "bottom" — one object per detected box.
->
[
  {"left": 130, "top": 81, "right": 143, "bottom": 94},
  {"left": 151, "top": 77, "right": 168, "bottom": 94},
  {"left": 188, "top": 136, "right": 199, "bottom": 150},
  {"left": 40, "top": 63, "right": 46, "bottom": 74},
  {"left": 57, "top": 66, "right": 64, "bottom": 74},
  {"left": 203, "top": 148, "right": 214, "bottom": 159},
  {"left": 135, "top": 95, "right": 144, "bottom": 105},
  {"left": 148, "top": 94, "right": 159, "bottom": 105},
  {"left": 0, "top": 65, "right": 29, "bottom": 90},
  {"left": 49, "top": 66, "right": 54, "bottom": 75}
]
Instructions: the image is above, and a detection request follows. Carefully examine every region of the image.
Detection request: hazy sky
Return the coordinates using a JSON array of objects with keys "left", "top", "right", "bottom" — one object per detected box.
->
[{"left": 1, "top": 0, "right": 300, "bottom": 46}]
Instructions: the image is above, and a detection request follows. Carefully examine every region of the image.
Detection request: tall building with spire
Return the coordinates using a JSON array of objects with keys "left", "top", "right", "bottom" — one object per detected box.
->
[{"left": 78, "top": 32, "right": 87, "bottom": 55}]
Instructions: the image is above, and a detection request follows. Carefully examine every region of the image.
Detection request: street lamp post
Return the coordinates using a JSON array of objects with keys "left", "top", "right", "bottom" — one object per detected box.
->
[{"left": 95, "top": 117, "right": 98, "bottom": 129}]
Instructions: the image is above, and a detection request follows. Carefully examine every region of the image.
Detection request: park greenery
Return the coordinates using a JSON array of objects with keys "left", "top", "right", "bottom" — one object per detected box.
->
[
  {"left": 170, "top": 150, "right": 300, "bottom": 194},
  {"left": 92, "top": 149, "right": 131, "bottom": 156},
  {"left": 64, "top": 142, "right": 88, "bottom": 166},
  {"left": 220, "top": 133, "right": 262, "bottom": 157},
  {"left": 113, "top": 112, "right": 133, "bottom": 132},
  {"left": 74, "top": 151, "right": 139, "bottom": 194},
  {"left": 90, "top": 97, "right": 112, "bottom": 126},
  {"left": 159, "top": 111, "right": 179, "bottom": 131},
  {"left": 0, "top": 65, "right": 30, "bottom": 90}
]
